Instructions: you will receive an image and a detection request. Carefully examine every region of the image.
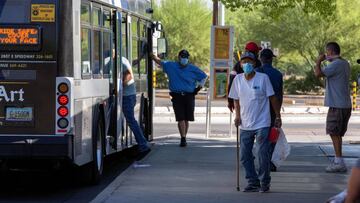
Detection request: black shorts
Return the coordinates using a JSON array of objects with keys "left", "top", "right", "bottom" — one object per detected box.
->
[
  {"left": 170, "top": 92, "right": 195, "bottom": 121},
  {"left": 326, "top": 107, "right": 352, "bottom": 136}
]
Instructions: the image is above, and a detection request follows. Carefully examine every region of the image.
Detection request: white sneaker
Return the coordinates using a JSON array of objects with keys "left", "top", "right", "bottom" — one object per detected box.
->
[
  {"left": 326, "top": 162, "right": 347, "bottom": 173},
  {"left": 326, "top": 189, "right": 347, "bottom": 203}
]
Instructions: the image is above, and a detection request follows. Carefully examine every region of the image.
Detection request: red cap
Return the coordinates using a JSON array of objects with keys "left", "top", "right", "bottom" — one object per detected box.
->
[{"left": 245, "top": 41, "right": 261, "bottom": 53}]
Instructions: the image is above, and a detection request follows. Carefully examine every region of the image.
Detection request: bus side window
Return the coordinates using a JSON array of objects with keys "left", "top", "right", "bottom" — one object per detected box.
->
[
  {"left": 103, "top": 9, "right": 112, "bottom": 79},
  {"left": 103, "top": 10, "right": 111, "bottom": 29},
  {"left": 81, "top": 3, "right": 91, "bottom": 79},
  {"left": 92, "top": 6, "right": 102, "bottom": 78},
  {"left": 92, "top": 30, "right": 102, "bottom": 78},
  {"left": 131, "top": 17, "right": 139, "bottom": 79},
  {"left": 103, "top": 32, "right": 112, "bottom": 78},
  {"left": 81, "top": 28, "right": 91, "bottom": 78},
  {"left": 121, "top": 15, "right": 128, "bottom": 59}
]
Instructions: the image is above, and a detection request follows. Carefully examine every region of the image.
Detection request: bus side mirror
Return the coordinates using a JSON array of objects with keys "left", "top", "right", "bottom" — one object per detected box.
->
[{"left": 157, "top": 38, "right": 167, "bottom": 59}]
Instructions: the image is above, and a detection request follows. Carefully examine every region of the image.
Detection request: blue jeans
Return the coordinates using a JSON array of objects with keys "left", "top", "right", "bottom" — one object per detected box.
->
[
  {"left": 123, "top": 95, "right": 149, "bottom": 152},
  {"left": 240, "top": 127, "right": 271, "bottom": 186}
]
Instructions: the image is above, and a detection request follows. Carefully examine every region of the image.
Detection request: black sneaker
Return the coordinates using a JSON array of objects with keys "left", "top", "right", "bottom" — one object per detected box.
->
[
  {"left": 259, "top": 185, "right": 270, "bottom": 193},
  {"left": 242, "top": 184, "right": 260, "bottom": 192},
  {"left": 180, "top": 137, "right": 187, "bottom": 147},
  {"left": 270, "top": 162, "right": 277, "bottom": 172}
]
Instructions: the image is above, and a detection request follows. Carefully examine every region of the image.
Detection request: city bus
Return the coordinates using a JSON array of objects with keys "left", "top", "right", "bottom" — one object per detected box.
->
[{"left": 0, "top": 0, "right": 165, "bottom": 183}]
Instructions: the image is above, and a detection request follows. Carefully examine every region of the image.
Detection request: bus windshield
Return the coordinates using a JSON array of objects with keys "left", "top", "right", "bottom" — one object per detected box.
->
[{"left": 0, "top": 0, "right": 29, "bottom": 23}]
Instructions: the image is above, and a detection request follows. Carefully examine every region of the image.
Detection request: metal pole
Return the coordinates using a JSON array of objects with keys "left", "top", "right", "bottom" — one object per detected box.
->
[
  {"left": 205, "top": 89, "right": 211, "bottom": 139},
  {"left": 213, "top": 0, "right": 218, "bottom": 26},
  {"left": 218, "top": 2, "right": 225, "bottom": 26},
  {"left": 206, "top": 0, "right": 219, "bottom": 139}
]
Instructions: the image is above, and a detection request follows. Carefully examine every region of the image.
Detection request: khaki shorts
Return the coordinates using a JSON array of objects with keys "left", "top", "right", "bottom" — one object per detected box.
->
[{"left": 326, "top": 107, "right": 351, "bottom": 137}]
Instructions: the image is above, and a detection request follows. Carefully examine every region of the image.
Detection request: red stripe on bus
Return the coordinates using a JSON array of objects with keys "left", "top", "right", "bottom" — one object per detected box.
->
[{"left": 57, "top": 129, "right": 67, "bottom": 133}]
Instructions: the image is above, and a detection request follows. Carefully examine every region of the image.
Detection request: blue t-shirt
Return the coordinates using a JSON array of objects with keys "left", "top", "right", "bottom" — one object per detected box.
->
[
  {"left": 161, "top": 61, "right": 207, "bottom": 93},
  {"left": 256, "top": 64, "right": 283, "bottom": 105}
]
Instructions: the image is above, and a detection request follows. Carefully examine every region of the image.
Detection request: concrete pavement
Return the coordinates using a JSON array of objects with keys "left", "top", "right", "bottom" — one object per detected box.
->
[
  {"left": 91, "top": 133, "right": 359, "bottom": 203},
  {"left": 90, "top": 103, "right": 360, "bottom": 203}
]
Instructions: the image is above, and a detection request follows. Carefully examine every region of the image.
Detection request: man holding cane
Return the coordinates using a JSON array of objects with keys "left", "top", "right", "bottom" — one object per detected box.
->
[{"left": 229, "top": 52, "right": 282, "bottom": 193}]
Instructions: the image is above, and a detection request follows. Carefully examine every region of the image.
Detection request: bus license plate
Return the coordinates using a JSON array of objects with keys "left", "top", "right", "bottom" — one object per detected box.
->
[{"left": 5, "top": 107, "right": 33, "bottom": 122}]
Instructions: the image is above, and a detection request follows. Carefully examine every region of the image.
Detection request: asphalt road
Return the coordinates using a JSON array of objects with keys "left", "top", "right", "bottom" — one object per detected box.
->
[{"left": 0, "top": 148, "right": 137, "bottom": 203}]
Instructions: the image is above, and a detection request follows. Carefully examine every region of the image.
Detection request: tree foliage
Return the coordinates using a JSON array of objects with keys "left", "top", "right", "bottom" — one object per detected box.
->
[
  {"left": 153, "top": 0, "right": 212, "bottom": 68},
  {"left": 226, "top": 0, "right": 360, "bottom": 94},
  {"left": 153, "top": 0, "right": 360, "bottom": 94},
  {"left": 219, "top": 0, "right": 336, "bottom": 17}
]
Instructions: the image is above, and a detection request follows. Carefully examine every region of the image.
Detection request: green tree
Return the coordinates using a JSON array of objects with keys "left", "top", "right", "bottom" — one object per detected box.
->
[
  {"left": 153, "top": 0, "right": 212, "bottom": 68},
  {"left": 226, "top": 0, "right": 360, "bottom": 93},
  {"left": 219, "top": 0, "right": 336, "bottom": 17}
]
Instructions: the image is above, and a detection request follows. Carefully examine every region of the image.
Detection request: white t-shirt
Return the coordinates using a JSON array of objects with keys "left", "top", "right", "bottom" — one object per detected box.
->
[{"left": 229, "top": 72, "right": 275, "bottom": 130}]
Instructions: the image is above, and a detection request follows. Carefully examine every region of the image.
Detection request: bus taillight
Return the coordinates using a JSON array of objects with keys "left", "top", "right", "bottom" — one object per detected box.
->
[
  {"left": 57, "top": 118, "right": 69, "bottom": 129},
  {"left": 56, "top": 78, "right": 72, "bottom": 135},
  {"left": 57, "top": 106, "right": 69, "bottom": 117},
  {"left": 58, "top": 83, "right": 69, "bottom": 93},
  {"left": 58, "top": 95, "right": 69, "bottom": 105}
]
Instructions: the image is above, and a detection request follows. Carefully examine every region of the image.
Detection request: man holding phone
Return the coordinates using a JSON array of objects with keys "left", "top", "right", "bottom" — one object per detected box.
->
[{"left": 314, "top": 42, "right": 352, "bottom": 173}]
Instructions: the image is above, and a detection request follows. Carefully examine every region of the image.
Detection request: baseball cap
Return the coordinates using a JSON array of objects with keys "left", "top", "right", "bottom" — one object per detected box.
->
[
  {"left": 178, "top": 49, "right": 190, "bottom": 58},
  {"left": 240, "top": 51, "right": 256, "bottom": 61},
  {"left": 245, "top": 41, "right": 261, "bottom": 53},
  {"left": 260, "top": 49, "right": 276, "bottom": 59}
]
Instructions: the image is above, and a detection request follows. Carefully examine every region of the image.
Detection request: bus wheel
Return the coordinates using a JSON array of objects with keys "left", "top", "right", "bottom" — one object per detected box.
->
[{"left": 89, "top": 110, "right": 105, "bottom": 185}]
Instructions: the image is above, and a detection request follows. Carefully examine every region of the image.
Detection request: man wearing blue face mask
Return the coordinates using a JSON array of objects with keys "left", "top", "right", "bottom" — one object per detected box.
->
[
  {"left": 229, "top": 51, "right": 282, "bottom": 193},
  {"left": 151, "top": 50, "right": 207, "bottom": 147}
]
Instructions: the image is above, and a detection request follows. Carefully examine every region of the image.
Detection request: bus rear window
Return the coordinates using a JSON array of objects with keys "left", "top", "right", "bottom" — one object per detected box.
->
[{"left": 0, "top": 1, "right": 30, "bottom": 23}]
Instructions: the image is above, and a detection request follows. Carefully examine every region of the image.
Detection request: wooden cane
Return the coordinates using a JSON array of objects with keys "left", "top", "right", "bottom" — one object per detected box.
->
[{"left": 236, "top": 125, "right": 240, "bottom": 191}]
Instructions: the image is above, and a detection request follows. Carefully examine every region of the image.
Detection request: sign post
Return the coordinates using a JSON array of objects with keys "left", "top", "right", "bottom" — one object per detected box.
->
[{"left": 206, "top": 26, "right": 234, "bottom": 138}]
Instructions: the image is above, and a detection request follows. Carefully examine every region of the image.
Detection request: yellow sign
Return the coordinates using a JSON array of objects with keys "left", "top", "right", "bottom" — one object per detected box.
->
[
  {"left": 214, "top": 27, "right": 230, "bottom": 60},
  {"left": 31, "top": 4, "right": 55, "bottom": 22}
]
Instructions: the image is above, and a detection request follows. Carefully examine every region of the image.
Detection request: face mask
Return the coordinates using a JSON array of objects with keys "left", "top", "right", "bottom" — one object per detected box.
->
[
  {"left": 180, "top": 57, "right": 189, "bottom": 66},
  {"left": 242, "top": 63, "right": 254, "bottom": 75}
]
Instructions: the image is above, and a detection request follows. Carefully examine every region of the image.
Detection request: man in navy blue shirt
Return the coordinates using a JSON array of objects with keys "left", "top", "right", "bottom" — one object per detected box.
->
[
  {"left": 151, "top": 50, "right": 207, "bottom": 147},
  {"left": 258, "top": 49, "right": 283, "bottom": 172}
]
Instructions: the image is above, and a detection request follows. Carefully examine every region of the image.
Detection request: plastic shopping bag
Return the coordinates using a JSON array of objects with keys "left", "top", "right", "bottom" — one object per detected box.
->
[{"left": 271, "top": 128, "right": 290, "bottom": 168}]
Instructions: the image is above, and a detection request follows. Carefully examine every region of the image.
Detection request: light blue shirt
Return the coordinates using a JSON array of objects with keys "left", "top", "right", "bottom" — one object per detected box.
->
[
  {"left": 322, "top": 58, "right": 351, "bottom": 108},
  {"left": 122, "top": 57, "right": 136, "bottom": 96},
  {"left": 161, "top": 61, "right": 207, "bottom": 93}
]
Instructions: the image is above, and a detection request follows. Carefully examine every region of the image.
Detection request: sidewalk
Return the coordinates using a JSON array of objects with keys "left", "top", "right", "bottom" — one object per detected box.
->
[{"left": 91, "top": 134, "right": 359, "bottom": 203}]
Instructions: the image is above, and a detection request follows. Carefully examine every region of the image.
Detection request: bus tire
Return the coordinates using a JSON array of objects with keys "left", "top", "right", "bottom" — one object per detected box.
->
[{"left": 88, "top": 107, "right": 105, "bottom": 185}]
